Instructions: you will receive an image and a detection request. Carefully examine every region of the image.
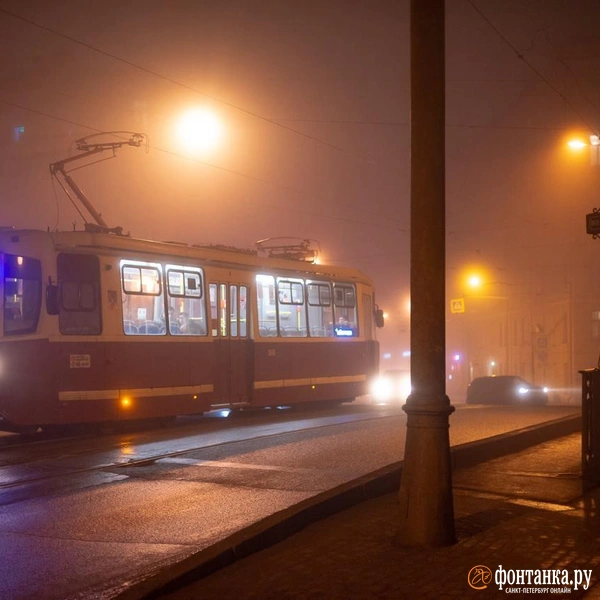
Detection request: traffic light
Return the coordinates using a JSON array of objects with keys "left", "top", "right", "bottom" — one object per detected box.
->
[{"left": 586, "top": 210, "right": 600, "bottom": 237}]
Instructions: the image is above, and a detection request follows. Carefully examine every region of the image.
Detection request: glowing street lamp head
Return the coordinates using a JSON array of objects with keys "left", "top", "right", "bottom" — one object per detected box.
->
[
  {"left": 176, "top": 108, "right": 224, "bottom": 153},
  {"left": 467, "top": 274, "right": 482, "bottom": 289},
  {"left": 567, "top": 139, "right": 587, "bottom": 151}
]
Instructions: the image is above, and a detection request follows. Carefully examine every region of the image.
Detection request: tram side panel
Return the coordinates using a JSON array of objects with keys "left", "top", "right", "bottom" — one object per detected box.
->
[
  {"left": 252, "top": 338, "right": 376, "bottom": 407},
  {"left": 99, "top": 253, "right": 216, "bottom": 419},
  {"left": 53, "top": 251, "right": 216, "bottom": 425},
  {"left": 251, "top": 281, "right": 380, "bottom": 407},
  {"left": 0, "top": 338, "right": 62, "bottom": 430}
]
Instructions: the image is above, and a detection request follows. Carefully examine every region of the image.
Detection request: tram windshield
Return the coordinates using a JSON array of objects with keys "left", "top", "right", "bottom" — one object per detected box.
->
[{"left": 2, "top": 253, "right": 42, "bottom": 336}]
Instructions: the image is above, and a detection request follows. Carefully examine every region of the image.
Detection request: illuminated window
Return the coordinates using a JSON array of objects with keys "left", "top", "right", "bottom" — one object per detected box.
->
[
  {"left": 166, "top": 266, "right": 206, "bottom": 335},
  {"left": 306, "top": 281, "right": 333, "bottom": 337},
  {"left": 230, "top": 285, "right": 238, "bottom": 337},
  {"left": 3, "top": 254, "right": 41, "bottom": 336},
  {"left": 256, "top": 274, "right": 277, "bottom": 337},
  {"left": 120, "top": 260, "right": 164, "bottom": 335},
  {"left": 239, "top": 285, "right": 248, "bottom": 337},
  {"left": 277, "top": 278, "right": 306, "bottom": 337},
  {"left": 333, "top": 283, "right": 358, "bottom": 336}
]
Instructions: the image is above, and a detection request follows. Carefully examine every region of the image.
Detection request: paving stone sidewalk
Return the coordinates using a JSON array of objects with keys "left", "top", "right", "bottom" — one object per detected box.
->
[{"left": 155, "top": 432, "right": 600, "bottom": 600}]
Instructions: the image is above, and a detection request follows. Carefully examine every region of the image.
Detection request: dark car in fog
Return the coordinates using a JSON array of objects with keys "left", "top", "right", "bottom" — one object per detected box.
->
[{"left": 466, "top": 375, "right": 548, "bottom": 405}]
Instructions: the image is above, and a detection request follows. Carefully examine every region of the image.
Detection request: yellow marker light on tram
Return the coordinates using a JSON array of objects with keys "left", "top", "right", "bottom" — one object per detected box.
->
[{"left": 120, "top": 397, "right": 132, "bottom": 409}]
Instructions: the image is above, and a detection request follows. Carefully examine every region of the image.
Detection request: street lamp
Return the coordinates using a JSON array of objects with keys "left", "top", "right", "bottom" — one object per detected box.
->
[
  {"left": 175, "top": 108, "right": 224, "bottom": 154},
  {"left": 567, "top": 133, "right": 600, "bottom": 165},
  {"left": 457, "top": 270, "right": 512, "bottom": 379}
]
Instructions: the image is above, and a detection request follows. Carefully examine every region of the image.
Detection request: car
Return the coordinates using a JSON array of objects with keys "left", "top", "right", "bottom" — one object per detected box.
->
[
  {"left": 370, "top": 369, "right": 411, "bottom": 404},
  {"left": 466, "top": 375, "right": 548, "bottom": 405}
]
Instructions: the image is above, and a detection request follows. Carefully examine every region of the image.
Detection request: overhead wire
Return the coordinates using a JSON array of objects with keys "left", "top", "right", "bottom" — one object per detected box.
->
[
  {"left": 4, "top": 3, "right": 590, "bottom": 236},
  {"left": 465, "top": 0, "right": 599, "bottom": 135},
  {"left": 1, "top": 97, "right": 407, "bottom": 231},
  {"left": 0, "top": 7, "right": 411, "bottom": 230},
  {"left": 0, "top": 6, "right": 376, "bottom": 165}
]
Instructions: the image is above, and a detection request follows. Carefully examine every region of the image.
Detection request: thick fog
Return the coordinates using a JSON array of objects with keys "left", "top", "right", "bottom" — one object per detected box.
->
[{"left": 2, "top": 0, "right": 600, "bottom": 390}]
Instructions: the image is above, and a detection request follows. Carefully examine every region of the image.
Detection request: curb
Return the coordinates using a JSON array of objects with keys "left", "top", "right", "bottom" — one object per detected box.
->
[{"left": 116, "top": 413, "right": 581, "bottom": 600}]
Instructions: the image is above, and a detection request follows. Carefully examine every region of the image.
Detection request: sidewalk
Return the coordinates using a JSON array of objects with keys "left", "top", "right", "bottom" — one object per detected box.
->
[{"left": 123, "top": 417, "right": 600, "bottom": 599}]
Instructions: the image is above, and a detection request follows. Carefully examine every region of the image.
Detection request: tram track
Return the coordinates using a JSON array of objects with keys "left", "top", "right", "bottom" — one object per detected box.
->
[{"left": 0, "top": 404, "right": 400, "bottom": 504}]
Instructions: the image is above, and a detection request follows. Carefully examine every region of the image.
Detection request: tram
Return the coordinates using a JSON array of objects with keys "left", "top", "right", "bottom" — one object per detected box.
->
[
  {"left": 0, "top": 229, "right": 382, "bottom": 432},
  {"left": 0, "top": 133, "right": 383, "bottom": 433}
]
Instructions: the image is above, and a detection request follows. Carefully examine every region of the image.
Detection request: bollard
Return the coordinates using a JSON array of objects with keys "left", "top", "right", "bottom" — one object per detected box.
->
[{"left": 580, "top": 369, "right": 600, "bottom": 486}]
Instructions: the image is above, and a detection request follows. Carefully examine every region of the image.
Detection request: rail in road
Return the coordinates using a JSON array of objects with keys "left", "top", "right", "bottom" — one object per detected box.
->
[
  {"left": 0, "top": 403, "right": 581, "bottom": 600},
  {"left": 0, "top": 405, "right": 399, "bottom": 505}
]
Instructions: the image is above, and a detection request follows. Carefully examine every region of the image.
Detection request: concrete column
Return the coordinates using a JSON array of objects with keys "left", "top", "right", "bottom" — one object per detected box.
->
[{"left": 397, "top": 0, "right": 456, "bottom": 546}]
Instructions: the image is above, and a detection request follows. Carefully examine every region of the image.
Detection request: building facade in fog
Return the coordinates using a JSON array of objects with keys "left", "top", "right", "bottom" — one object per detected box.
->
[{"left": 447, "top": 260, "right": 600, "bottom": 405}]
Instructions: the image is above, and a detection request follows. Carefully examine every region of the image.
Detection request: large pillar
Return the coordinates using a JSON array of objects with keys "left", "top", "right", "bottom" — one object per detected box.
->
[{"left": 397, "top": 0, "right": 455, "bottom": 546}]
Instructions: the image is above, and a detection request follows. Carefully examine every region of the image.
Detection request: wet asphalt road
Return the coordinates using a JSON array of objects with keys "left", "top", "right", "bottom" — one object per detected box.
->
[{"left": 0, "top": 402, "right": 580, "bottom": 600}]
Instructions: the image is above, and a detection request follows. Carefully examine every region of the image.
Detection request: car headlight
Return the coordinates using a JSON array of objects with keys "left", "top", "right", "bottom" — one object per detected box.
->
[
  {"left": 398, "top": 376, "right": 411, "bottom": 401},
  {"left": 517, "top": 386, "right": 529, "bottom": 395},
  {"left": 371, "top": 377, "right": 392, "bottom": 401}
]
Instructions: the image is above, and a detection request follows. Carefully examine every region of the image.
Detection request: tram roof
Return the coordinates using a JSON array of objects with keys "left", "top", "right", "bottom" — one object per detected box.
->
[{"left": 0, "top": 228, "right": 375, "bottom": 285}]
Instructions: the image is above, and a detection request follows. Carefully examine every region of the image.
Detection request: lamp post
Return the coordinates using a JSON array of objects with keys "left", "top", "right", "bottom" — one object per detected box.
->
[{"left": 397, "top": 0, "right": 455, "bottom": 547}]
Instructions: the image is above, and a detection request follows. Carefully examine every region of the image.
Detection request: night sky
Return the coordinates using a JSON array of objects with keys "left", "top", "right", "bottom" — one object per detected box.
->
[{"left": 2, "top": 0, "right": 600, "bottom": 360}]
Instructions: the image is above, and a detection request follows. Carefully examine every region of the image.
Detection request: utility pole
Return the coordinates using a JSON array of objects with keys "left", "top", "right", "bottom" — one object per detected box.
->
[{"left": 397, "top": 0, "right": 455, "bottom": 546}]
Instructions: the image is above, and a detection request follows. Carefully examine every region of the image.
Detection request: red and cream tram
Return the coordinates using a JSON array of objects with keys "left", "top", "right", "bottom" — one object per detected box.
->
[{"left": 0, "top": 227, "right": 382, "bottom": 432}]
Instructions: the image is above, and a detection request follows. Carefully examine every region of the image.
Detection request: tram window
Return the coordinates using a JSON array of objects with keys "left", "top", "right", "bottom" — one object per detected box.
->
[
  {"left": 219, "top": 283, "right": 228, "bottom": 336},
  {"left": 240, "top": 285, "right": 248, "bottom": 337},
  {"left": 306, "top": 281, "right": 333, "bottom": 337},
  {"left": 362, "top": 293, "right": 374, "bottom": 340},
  {"left": 256, "top": 274, "right": 277, "bottom": 337},
  {"left": 3, "top": 254, "right": 42, "bottom": 336},
  {"left": 230, "top": 285, "right": 238, "bottom": 337},
  {"left": 277, "top": 278, "right": 307, "bottom": 337},
  {"left": 120, "top": 261, "right": 165, "bottom": 336},
  {"left": 61, "top": 282, "right": 96, "bottom": 311},
  {"left": 209, "top": 284, "right": 218, "bottom": 336},
  {"left": 333, "top": 283, "right": 358, "bottom": 337},
  {"left": 166, "top": 266, "right": 206, "bottom": 335},
  {"left": 57, "top": 254, "right": 101, "bottom": 335}
]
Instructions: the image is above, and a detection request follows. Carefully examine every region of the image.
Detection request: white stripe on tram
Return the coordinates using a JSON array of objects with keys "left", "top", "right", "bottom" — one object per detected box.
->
[
  {"left": 253, "top": 374, "right": 366, "bottom": 390},
  {"left": 58, "top": 384, "right": 214, "bottom": 402}
]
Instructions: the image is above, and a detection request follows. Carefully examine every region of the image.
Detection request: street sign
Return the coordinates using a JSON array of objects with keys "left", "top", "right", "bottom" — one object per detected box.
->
[
  {"left": 586, "top": 211, "right": 600, "bottom": 236},
  {"left": 450, "top": 298, "right": 465, "bottom": 314}
]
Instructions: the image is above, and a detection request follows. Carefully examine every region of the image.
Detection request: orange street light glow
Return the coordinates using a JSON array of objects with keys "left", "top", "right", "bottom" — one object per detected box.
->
[
  {"left": 567, "top": 139, "right": 587, "bottom": 150},
  {"left": 176, "top": 108, "right": 224, "bottom": 153},
  {"left": 467, "top": 274, "right": 482, "bottom": 288}
]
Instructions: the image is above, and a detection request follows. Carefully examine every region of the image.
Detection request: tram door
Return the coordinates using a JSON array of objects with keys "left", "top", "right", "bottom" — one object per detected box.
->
[{"left": 209, "top": 282, "right": 251, "bottom": 406}]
